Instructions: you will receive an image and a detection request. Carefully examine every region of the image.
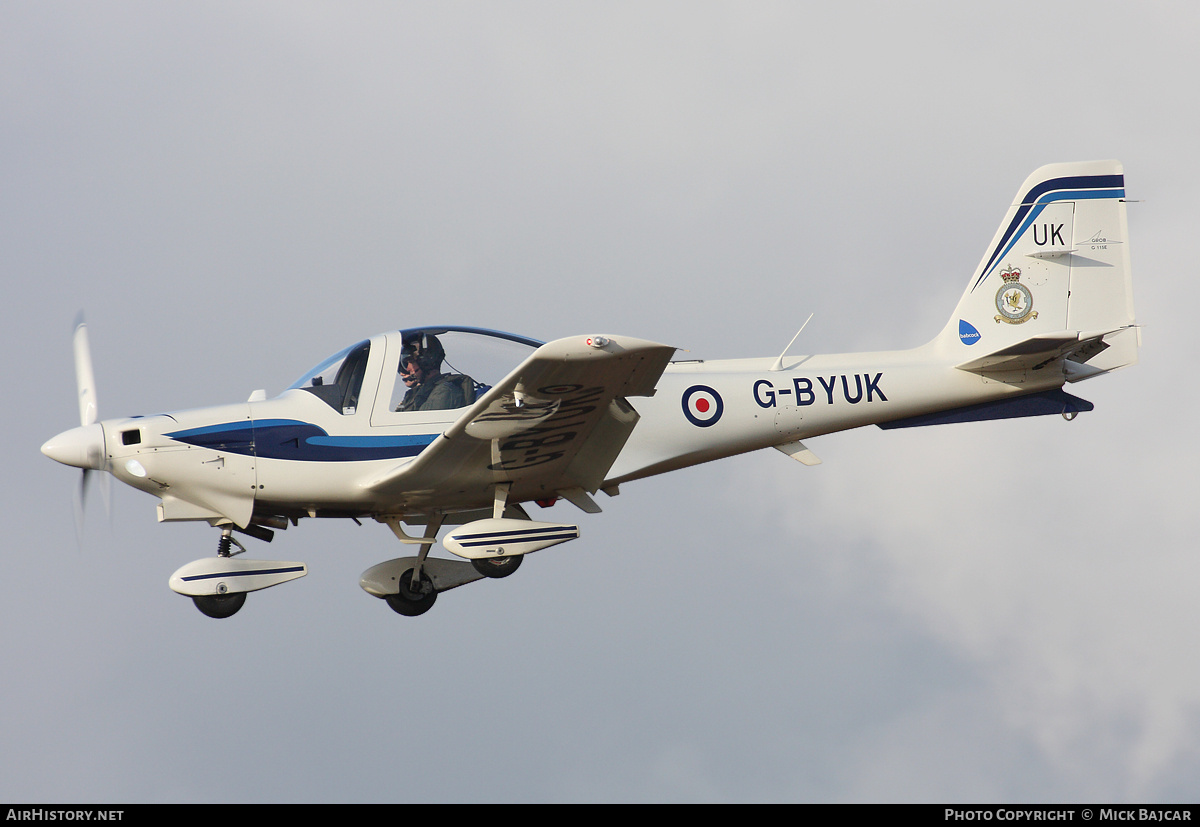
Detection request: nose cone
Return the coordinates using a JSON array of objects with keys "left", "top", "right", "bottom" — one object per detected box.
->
[{"left": 41, "top": 423, "right": 106, "bottom": 470}]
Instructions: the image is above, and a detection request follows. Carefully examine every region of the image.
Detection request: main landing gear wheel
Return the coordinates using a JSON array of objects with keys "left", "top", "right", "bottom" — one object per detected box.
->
[
  {"left": 471, "top": 554, "right": 523, "bottom": 579},
  {"left": 385, "top": 568, "right": 437, "bottom": 616},
  {"left": 192, "top": 592, "right": 246, "bottom": 619}
]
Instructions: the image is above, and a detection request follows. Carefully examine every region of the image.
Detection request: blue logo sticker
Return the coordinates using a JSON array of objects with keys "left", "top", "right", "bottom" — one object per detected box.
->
[
  {"left": 682, "top": 385, "right": 723, "bottom": 427},
  {"left": 958, "top": 319, "right": 981, "bottom": 345}
]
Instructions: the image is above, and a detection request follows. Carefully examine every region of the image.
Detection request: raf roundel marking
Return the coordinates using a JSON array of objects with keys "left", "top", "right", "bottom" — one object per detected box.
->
[
  {"left": 539, "top": 383, "right": 583, "bottom": 395},
  {"left": 682, "top": 385, "right": 723, "bottom": 427}
]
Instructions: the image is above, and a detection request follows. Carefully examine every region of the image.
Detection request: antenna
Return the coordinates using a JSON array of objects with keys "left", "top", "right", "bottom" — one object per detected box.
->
[{"left": 769, "top": 314, "right": 813, "bottom": 372}]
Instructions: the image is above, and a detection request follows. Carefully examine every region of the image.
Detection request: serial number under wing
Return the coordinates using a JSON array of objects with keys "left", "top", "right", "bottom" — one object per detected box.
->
[{"left": 362, "top": 335, "right": 676, "bottom": 509}]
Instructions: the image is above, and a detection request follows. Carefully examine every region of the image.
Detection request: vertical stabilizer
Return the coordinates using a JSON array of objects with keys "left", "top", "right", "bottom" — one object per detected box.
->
[{"left": 936, "top": 161, "right": 1136, "bottom": 375}]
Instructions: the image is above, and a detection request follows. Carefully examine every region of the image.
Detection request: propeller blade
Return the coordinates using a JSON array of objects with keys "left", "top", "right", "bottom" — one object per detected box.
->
[
  {"left": 64, "top": 313, "right": 111, "bottom": 547},
  {"left": 72, "top": 468, "right": 111, "bottom": 549},
  {"left": 99, "top": 468, "right": 112, "bottom": 522},
  {"left": 73, "top": 314, "right": 98, "bottom": 427},
  {"left": 74, "top": 469, "right": 89, "bottom": 550}
]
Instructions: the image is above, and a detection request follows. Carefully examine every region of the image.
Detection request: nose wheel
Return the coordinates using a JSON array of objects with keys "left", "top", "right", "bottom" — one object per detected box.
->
[
  {"left": 193, "top": 591, "right": 247, "bottom": 619},
  {"left": 189, "top": 528, "right": 248, "bottom": 618},
  {"left": 174, "top": 528, "right": 307, "bottom": 619}
]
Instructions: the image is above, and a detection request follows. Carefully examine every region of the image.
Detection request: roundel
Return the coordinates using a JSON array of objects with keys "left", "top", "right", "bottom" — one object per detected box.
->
[
  {"left": 539, "top": 383, "right": 583, "bottom": 395},
  {"left": 682, "top": 385, "right": 723, "bottom": 427}
]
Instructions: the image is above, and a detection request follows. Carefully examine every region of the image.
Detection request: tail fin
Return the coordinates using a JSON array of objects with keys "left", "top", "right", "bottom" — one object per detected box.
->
[{"left": 938, "top": 160, "right": 1138, "bottom": 379}]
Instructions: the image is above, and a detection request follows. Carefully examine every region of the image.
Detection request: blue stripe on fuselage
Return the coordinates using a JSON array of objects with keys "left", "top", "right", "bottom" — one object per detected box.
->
[{"left": 165, "top": 419, "right": 438, "bottom": 462}]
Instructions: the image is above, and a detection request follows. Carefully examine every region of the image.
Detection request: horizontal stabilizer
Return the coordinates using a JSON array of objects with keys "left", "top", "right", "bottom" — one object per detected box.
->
[
  {"left": 954, "top": 328, "right": 1132, "bottom": 374},
  {"left": 1064, "top": 325, "right": 1140, "bottom": 382},
  {"left": 878, "top": 389, "right": 1093, "bottom": 430}
]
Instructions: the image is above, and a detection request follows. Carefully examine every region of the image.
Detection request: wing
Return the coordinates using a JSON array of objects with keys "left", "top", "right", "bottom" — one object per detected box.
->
[{"left": 363, "top": 335, "right": 675, "bottom": 511}]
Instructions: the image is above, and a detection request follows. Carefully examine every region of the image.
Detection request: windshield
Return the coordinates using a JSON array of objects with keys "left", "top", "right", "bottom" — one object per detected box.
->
[{"left": 287, "top": 339, "right": 372, "bottom": 415}]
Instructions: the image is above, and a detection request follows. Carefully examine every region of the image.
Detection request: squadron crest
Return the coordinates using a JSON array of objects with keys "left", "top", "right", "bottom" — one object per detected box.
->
[{"left": 994, "top": 266, "right": 1037, "bottom": 324}]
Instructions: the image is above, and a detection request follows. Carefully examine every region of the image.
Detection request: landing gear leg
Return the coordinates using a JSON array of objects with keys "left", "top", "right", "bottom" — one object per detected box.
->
[
  {"left": 380, "top": 513, "right": 444, "bottom": 617},
  {"left": 470, "top": 483, "right": 525, "bottom": 578},
  {"left": 215, "top": 527, "right": 246, "bottom": 558},
  {"left": 191, "top": 527, "right": 248, "bottom": 619}
]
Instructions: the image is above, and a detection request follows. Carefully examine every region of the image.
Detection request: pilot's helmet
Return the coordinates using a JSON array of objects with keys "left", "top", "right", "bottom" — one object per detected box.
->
[{"left": 404, "top": 332, "right": 446, "bottom": 373}]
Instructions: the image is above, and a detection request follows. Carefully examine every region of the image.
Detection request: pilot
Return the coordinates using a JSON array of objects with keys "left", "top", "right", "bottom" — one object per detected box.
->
[
  {"left": 396, "top": 358, "right": 421, "bottom": 407},
  {"left": 396, "top": 334, "right": 470, "bottom": 412}
]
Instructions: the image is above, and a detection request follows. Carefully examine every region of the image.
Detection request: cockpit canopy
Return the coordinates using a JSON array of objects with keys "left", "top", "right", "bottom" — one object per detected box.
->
[
  {"left": 287, "top": 327, "right": 544, "bottom": 416},
  {"left": 288, "top": 339, "right": 372, "bottom": 414}
]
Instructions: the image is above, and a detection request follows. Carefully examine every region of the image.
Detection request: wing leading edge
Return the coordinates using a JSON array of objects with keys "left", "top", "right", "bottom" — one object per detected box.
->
[{"left": 363, "top": 335, "right": 676, "bottom": 511}]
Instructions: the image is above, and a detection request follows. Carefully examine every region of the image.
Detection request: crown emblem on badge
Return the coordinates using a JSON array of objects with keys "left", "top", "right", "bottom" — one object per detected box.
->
[{"left": 994, "top": 265, "right": 1037, "bottom": 325}]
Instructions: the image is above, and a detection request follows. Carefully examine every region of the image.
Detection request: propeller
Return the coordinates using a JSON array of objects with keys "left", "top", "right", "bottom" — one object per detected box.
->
[
  {"left": 74, "top": 312, "right": 97, "bottom": 428},
  {"left": 42, "top": 314, "right": 111, "bottom": 539}
]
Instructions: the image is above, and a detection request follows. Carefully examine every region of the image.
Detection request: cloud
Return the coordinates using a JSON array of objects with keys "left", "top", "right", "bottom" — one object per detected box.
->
[{"left": 5, "top": 0, "right": 1198, "bottom": 803}]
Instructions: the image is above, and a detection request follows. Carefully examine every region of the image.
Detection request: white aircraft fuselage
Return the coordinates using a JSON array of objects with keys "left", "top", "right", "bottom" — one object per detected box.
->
[{"left": 41, "top": 160, "right": 1139, "bottom": 619}]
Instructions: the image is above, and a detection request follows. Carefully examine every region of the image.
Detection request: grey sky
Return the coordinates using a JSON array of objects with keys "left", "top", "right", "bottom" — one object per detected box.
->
[{"left": 3, "top": 1, "right": 1197, "bottom": 802}]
